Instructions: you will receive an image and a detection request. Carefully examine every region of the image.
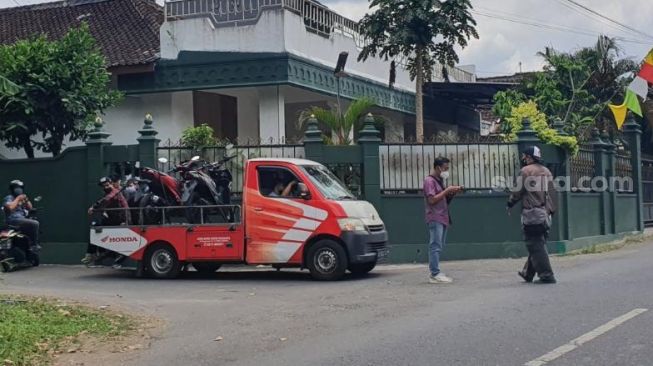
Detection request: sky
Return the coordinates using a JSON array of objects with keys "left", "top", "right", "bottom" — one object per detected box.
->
[{"left": 1, "top": 0, "right": 652, "bottom": 77}]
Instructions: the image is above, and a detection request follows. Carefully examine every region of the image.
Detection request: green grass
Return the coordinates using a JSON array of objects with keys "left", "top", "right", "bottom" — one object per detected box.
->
[
  {"left": 562, "top": 233, "right": 651, "bottom": 257},
  {"left": 0, "top": 296, "right": 131, "bottom": 366}
]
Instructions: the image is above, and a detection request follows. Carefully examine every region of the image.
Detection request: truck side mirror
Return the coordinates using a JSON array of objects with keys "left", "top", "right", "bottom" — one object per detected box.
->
[{"left": 298, "top": 183, "right": 311, "bottom": 200}]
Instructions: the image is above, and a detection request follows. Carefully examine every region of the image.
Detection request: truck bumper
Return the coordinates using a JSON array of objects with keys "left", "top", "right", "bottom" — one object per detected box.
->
[{"left": 341, "top": 230, "right": 389, "bottom": 264}]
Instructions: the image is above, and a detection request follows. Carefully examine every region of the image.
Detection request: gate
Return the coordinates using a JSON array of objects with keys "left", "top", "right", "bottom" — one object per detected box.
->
[{"left": 642, "top": 157, "right": 653, "bottom": 226}]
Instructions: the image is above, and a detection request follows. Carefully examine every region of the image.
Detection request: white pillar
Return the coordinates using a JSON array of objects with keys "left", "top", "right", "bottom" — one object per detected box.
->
[
  {"left": 258, "top": 86, "right": 285, "bottom": 144},
  {"left": 236, "top": 90, "right": 260, "bottom": 144}
]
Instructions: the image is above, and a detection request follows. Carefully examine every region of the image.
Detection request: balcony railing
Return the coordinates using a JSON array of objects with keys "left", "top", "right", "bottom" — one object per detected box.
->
[
  {"left": 165, "top": 0, "right": 361, "bottom": 40},
  {"left": 164, "top": 0, "right": 476, "bottom": 83}
]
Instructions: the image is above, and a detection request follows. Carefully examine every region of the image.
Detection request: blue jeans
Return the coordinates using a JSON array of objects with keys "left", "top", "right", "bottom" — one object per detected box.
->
[{"left": 428, "top": 222, "right": 447, "bottom": 276}]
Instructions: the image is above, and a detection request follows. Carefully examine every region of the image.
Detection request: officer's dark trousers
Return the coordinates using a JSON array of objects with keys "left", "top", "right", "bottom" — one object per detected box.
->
[{"left": 522, "top": 225, "right": 555, "bottom": 280}]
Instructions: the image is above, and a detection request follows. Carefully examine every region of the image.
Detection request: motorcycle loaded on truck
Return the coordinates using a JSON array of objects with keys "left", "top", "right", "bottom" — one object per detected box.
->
[{"left": 89, "top": 158, "right": 388, "bottom": 281}]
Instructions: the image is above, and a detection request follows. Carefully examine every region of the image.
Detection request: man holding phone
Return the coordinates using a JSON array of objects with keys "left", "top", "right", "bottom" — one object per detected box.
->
[{"left": 424, "top": 157, "right": 463, "bottom": 284}]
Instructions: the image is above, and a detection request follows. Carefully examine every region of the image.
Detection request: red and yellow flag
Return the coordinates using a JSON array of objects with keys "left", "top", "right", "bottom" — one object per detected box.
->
[{"left": 639, "top": 48, "right": 653, "bottom": 83}]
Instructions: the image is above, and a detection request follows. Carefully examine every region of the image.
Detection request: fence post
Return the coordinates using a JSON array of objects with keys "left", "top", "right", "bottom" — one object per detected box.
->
[
  {"left": 516, "top": 117, "right": 540, "bottom": 152},
  {"left": 358, "top": 113, "right": 382, "bottom": 209},
  {"left": 303, "top": 114, "right": 324, "bottom": 162},
  {"left": 589, "top": 128, "right": 610, "bottom": 235},
  {"left": 623, "top": 117, "right": 644, "bottom": 231},
  {"left": 137, "top": 114, "right": 160, "bottom": 168},
  {"left": 85, "top": 117, "right": 112, "bottom": 206},
  {"left": 602, "top": 130, "right": 617, "bottom": 234},
  {"left": 553, "top": 118, "right": 571, "bottom": 240}
]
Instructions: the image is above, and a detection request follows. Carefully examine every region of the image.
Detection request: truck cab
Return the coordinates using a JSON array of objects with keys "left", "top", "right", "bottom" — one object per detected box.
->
[{"left": 89, "top": 158, "right": 388, "bottom": 281}]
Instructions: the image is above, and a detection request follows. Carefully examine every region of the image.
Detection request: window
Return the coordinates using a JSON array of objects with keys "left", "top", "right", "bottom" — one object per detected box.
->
[
  {"left": 300, "top": 164, "right": 355, "bottom": 200},
  {"left": 257, "top": 167, "right": 303, "bottom": 198}
]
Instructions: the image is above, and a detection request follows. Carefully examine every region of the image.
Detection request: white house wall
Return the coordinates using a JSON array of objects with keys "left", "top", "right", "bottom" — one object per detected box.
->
[
  {"left": 0, "top": 91, "right": 194, "bottom": 159},
  {"left": 160, "top": 9, "right": 416, "bottom": 93}
]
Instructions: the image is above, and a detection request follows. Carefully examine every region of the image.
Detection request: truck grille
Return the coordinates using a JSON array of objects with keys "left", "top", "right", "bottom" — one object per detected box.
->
[
  {"left": 366, "top": 242, "right": 387, "bottom": 252},
  {"left": 367, "top": 224, "right": 385, "bottom": 233},
  {"left": 366, "top": 241, "right": 388, "bottom": 262}
]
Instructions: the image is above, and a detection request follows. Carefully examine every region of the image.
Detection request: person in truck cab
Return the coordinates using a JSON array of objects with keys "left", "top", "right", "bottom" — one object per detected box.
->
[{"left": 270, "top": 180, "right": 297, "bottom": 197}]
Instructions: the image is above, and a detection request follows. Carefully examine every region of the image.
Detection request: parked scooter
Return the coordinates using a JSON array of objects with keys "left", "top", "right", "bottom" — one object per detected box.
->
[{"left": 0, "top": 196, "right": 42, "bottom": 272}]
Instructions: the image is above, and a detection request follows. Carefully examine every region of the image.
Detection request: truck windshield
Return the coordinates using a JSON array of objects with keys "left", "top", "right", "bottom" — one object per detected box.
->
[{"left": 300, "top": 165, "right": 355, "bottom": 200}]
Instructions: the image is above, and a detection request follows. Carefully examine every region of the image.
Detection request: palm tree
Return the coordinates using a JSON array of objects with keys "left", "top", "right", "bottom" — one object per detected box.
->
[
  {"left": 536, "top": 36, "right": 638, "bottom": 132},
  {"left": 357, "top": 0, "right": 478, "bottom": 143},
  {"left": 298, "top": 98, "right": 379, "bottom": 145}
]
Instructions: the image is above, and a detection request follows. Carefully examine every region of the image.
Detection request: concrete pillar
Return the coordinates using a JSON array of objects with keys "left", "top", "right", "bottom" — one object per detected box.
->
[
  {"left": 137, "top": 113, "right": 160, "bottom": 169},
  {"left": 258, "top": 86, "right": 285, "bottom": 144},
  {"left": 359, "top": 113, "right": 382, "bottom": 210},
  {"left": 303, "top": 114, "right": 324, "bottom": 162},
  {"left": 236, "top": 91, "right": 260, "bottom": 144},
  {"left": 85, "top": 117, "right": 112, "bottom": 207}
]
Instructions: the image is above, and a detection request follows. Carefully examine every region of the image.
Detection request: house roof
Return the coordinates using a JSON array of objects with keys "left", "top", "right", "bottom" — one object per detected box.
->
[
  {"left": 477, "top": 72, "right": 538, "bottom": 84},
  {"left": 0, "top": 0, "right": 163, "bottom": 68},
  {"left": 424, "top": 81, "right": 518, "bottom": 105}
]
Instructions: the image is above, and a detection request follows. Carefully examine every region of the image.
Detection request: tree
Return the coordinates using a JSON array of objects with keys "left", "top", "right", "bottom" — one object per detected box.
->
[
  {"left": 492, "top": 36, "right": 637, "bottom": 141},
  {"left": 357, "top": 0, "right": 478, "bottom": 142},
  {"left": 181, "top": 124, "right": 219, "bottom": 150},
  {"left": 502, "top": 101, "right": 578, "bottom": 154},
  {"left": 0, "top": 23, "right": 121, "bottom": 158},
  {"left": 0, "top": 75, "right": 18, "bottom": 95},
  {"left": 298, "top": 98, "right": 378, "bottom": 145}
]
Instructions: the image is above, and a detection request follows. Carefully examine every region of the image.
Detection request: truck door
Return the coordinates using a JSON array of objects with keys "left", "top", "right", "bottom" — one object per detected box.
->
[
  {"left": 185, "top": 208, "right": 244, "bottom": 260},
  {"left": 245, "top": 165, "right": 328, "bottom": 264}
]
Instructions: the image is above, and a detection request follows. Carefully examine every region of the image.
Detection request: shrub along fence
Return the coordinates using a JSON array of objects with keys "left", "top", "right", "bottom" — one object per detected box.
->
[{"left": 0, "top": 114, "right": 644, "bottom": 264}]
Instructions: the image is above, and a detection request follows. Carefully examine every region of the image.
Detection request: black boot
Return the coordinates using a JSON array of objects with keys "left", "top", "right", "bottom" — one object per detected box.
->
[{"left": 518, "top": 270, "right": 534, "bottom": 283}]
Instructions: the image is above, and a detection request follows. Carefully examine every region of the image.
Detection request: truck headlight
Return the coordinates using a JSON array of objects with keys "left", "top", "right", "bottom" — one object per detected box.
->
[{"left": 338, "top": 218, "right": 367, "bottom": 232}]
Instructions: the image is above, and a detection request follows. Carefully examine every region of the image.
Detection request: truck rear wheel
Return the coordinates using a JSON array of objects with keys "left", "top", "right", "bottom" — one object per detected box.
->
[
  {"left": 306, "top": 240, "right": 347, "bottom": 281},
  {"left": 348, "top": 262, "right": 376, "bottom": 276},
  {"left": 145, "top": 244, "right": 180, "bottom": 279},
  {"left": 192, "top": 262, "right": 222, "bottom": 274}
]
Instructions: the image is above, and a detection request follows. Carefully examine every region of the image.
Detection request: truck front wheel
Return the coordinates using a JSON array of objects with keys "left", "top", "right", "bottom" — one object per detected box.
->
[
  {"left": 145, "top": 244, "right": 181, "bottom": 279},
  {"left": 348, "top": 262, "right": 376, "bottom": 276},
  {"left": 306, "top": 240, "right": 347, "bottom": 281}
]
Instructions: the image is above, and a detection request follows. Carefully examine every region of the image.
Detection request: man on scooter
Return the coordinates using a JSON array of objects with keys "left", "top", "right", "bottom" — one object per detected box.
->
[{"left": 2, "top": 180, "right": 40, "bottom": 251}]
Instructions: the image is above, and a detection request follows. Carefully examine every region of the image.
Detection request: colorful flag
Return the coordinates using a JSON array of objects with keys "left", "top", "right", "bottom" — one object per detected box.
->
[
  {"left": 644, "top": 48, "right": 653, "bottom": 66},
  {"left": 608, "top": 102, "right": 628, "bottom": 129},
  {"left": 624, "top": 89, "right": 643, "bottom": 117},
  {"left": 639, "top": 62, "right": 653, "bottom": 84},
  {"left": 628, "top": 76, "right": 649, "bottom": 100}
]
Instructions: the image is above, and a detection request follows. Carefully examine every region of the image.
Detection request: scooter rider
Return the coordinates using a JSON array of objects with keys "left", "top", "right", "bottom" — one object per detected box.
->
[{"left": 2, "top": 180, "right": 40, "bottom": 251}]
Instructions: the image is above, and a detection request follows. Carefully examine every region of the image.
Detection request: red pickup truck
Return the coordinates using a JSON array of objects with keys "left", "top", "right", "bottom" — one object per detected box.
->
[{"left": 90, "top": 158, "right": 388, "bottom": 281}]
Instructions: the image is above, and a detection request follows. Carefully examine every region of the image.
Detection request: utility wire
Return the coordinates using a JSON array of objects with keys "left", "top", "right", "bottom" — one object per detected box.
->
[
  {"left": 471, "top": 10, "right": 651, "bottom": 45},
  {"left": 557, "top": 0, "right": 653, "bottom": 40}
]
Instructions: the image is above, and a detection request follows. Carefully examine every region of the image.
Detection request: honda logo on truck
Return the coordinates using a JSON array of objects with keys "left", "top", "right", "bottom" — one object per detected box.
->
[{"left": 101, "top": 236, "right": 139, "bottom": 243}]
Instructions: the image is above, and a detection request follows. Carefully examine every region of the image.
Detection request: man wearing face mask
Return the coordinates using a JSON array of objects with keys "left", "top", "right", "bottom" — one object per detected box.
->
[
  {"left": 83, "top": 177, "right": 131, "bottom": 265},
  {"left": 2, "top": 180, "right": 40, "bottom": 250},
  {"left": 424, "top": 158, "right": 463, "bottom": 284}
]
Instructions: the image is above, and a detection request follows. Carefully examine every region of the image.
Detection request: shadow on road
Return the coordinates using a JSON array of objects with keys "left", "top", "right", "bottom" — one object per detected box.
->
[{"left": 75, "top": 267, "right": 384, "bottom": 283}]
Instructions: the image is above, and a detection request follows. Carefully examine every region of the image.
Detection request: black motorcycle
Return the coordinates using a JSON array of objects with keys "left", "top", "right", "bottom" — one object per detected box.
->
[{"left": 0, "top": 196, "right": 41, "bottom": 272}]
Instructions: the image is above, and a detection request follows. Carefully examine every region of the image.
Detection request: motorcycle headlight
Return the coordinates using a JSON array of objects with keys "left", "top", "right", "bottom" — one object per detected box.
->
[{"left": 338, "top": 218, "right": 367, "bottom": 232}]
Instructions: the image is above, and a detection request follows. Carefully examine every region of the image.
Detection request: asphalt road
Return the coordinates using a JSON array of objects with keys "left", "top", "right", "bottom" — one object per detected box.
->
[{"left": 2, "top": 240, "right": 652, "bottom": 366}]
